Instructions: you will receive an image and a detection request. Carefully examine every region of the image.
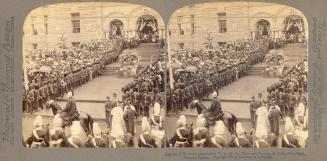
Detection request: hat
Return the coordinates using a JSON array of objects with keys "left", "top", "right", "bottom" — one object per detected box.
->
[
  {"left": 49, "top": 99, "right": 54, "bottom": 104},
  {"left": 141, "top": 117, "right": 151, "bottom": 132},
  {"left": 92, "top": 122, "right": 102, "bottom": 137},
  {"left": 212, "top": 91, "right": 218, "bottom": 98},
  {"left": 176, "top": 115, "right": 186, "bottom": 127},
  {"left": 67, "top": 92, "right": 73, "bottom": 98},
  {"left": 33, "top": 115, "right": 43, "bottom": 128},
  {"left": 235, "top": 122, "right": 245, "bottom": 137}
]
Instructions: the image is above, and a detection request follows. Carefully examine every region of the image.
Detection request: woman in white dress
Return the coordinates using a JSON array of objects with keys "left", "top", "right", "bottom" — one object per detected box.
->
[
  {"left": 109, "top": 102, "right": 126, "bottom": 139},
  {"left": 255, "top": 104, "right": 270, "bottom": 139}
]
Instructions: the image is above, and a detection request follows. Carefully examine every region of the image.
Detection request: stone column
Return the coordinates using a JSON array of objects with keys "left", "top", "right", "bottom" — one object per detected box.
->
[
  {"left": 158, "top": 28, "right": 163, "bottom": 39},
  {"left": 273, "top": 30, "right": 276, "bottom": 39}
]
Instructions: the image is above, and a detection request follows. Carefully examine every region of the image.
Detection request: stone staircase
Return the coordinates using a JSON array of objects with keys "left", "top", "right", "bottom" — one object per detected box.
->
[
  {"left": 102, "top": 43, "right": 161, "bottom": 76},
  {"left": 248, "top": 65, "right": 267, "bottom": 76},
  {"left": 248, "top": 43, "right": 307, "bottom": 76},
  {"left": 102, "top": 63, "right": 120, "bottom": 76}
]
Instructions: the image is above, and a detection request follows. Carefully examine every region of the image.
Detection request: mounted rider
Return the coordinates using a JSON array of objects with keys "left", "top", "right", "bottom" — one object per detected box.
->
[
  {"left": 203, "top": 91, "right": 223, "bottom": 127},
  {"left": 60, "top": 92, "right": 79, "bottom": 126}
]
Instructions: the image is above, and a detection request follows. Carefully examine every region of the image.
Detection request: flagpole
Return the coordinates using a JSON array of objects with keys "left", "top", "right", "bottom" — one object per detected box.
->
[
  {"left": 23, "top": 51, "right": 29, "bottom": 91},
  {"left": 167, "top": 27, "right": 174, "bottom": 90}
]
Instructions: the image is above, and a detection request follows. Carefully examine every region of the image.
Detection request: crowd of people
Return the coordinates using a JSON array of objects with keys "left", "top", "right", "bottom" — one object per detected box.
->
[
  {"left": 24, "top": 49, "right": 167, "bottom": 148},
  {"left": 23, "top": 34, "right": 166, "bottom": 148},
  {"left": 23, "top": 31, "right": 308, "bottom": 148},
  {"left": 249, "top": 60, "right": 308, "bottom": 147},
  {"left": 119, "top": 53, "right": 165, "bottom": 117},
  {"left": 166, "top": 38, "right": 271, "bottom": 113},
  {"left": 166, "top": 61, "right": 308, "bottom": 148},
  {"left": 23, "top": 37, "right": 124, "bottom": 113}
]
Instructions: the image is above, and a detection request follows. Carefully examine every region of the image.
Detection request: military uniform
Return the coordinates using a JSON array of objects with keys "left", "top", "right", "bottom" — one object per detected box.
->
[
  {"left": 169, "top": 127, "right": 192, "bottom": 147},
  {"left": 138, "top": 132, "right": 157, "bottom": 148},
  {"left": 89, "top": 137, "right": 108, "bottom": 148},
  {"left": 110, "top": 139, "right": 127, "bottom": 148},
  {"left": 131, "top": 91, "right": 141, "bottom": 115},
  {"left": 34, "top": 86, "right": 41, "bottom": 109},
  {"left": 232, "top": 137, "right": 251, "bottom": 148},
  {"left": 153, "top": 93, "right": 162, "bottom": 105},
  {"left": 26, "top": 128, "right": 48, "bottom": 148},
  {"left": 27, "top": 88, "right": 36, "bottom": 112},
  {"left": 141, "top": 92, "right": 151, "bottom": 117},
  {"left": 193, "top": 128, "right": 210, "bottom": 147}
]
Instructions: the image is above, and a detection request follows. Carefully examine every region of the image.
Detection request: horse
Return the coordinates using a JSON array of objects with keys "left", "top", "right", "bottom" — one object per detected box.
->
[
  {"left": 209, "top": 120, "right": 233, "bottom": 147},
  {"left": 45, "top": 100, "right": 94, "bottom": 136},
  {"left": 191, "top": 99, "right": 238, "bottom": 134}
]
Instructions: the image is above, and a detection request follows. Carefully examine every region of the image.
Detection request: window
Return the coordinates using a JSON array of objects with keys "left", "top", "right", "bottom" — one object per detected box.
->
[
  {"left": 32, "top": 24, "right": 38, "bottom": 35},
  {"left": 169, "top": 30, "right": 171, "bottom": 35},
  {"left": 179, "top": 24, "right": 184, "bottom": 35},
  {"left": 44, "top": 15, "right": 48, "bottom": 35},
  {"left": 31, "top": 16, "right": 37, "bottom": 35},
  {"left": 178, "top": 16, "right": 184, "bottom": 35},
  {"left": 178, "top": 43, "right": 184, "bottom": 49},
  {"left": 71, "top": 13, "right": 80, "bottom": 33},
  {"left": 190, "top": 15, "right": 195, "bottom": 35},
  {"left": 217, "top": 12, "right": 227, "bottom": 33},
  {"left": 32, "top": 44, "right": 38, "bottom": 50},
  {"left": 71, "top": 42, "right": 80, "bottom": 47}
]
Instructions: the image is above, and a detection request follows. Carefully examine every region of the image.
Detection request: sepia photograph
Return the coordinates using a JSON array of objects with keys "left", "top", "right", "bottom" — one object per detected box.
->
[
  {"left": 165, "top": 2, "right": 308, "bottom": 148},
  {"left": 22, "top": 2, "right": 166, "bottom": 148}
]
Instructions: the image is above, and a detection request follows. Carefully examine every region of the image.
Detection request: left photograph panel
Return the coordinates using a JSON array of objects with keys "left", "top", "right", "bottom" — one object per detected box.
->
[{"left": 22, "top": 2, "right": 166, "bottom": 148}]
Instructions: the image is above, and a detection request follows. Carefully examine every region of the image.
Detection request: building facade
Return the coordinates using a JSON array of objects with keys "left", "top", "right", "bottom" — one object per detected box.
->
[
  {"left": 23, "top": 2, "right": 165, "bottom": 53},
  {"left": 168, "top": 2, "right": 308, "bottom": 51}
]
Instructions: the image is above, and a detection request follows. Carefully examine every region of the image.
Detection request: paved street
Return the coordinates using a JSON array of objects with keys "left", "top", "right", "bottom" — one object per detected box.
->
[{"left": 67, "top": 76, "right": 134, "bottom": 101}]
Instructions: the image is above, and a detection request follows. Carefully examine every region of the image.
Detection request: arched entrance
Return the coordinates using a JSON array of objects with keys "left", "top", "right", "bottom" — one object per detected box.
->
[
  {"left": 136, "top": 14, "right": 159, "bottom": 43},
  {"left": 283, "top": 15, "right": 305, "bottom": 43},
  {"left": 110, "top": 19, "right": 124, "bottom": 37},
  {"left": 256, "top": 19, "right": 270, "bottom": 39}
]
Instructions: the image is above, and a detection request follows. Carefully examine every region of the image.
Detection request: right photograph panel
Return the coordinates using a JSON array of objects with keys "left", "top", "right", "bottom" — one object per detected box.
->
[{"left": 166, "top": 2, "right": 308, "bottom": 148}]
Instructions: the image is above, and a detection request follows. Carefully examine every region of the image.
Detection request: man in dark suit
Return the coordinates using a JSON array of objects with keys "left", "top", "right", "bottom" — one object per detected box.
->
[
  {"left": 105, "top": 96, "right": 115, "bottom": 128},
  {"left": 250, "top": 96, "right": 258, "bottom": 128}
]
